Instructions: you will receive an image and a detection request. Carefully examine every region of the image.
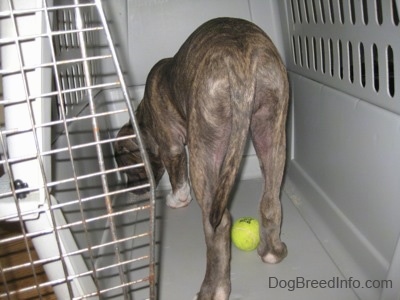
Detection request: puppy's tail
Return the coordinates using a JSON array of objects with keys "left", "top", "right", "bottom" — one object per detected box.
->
[{"left": 209, "top": 64, "right": 256, "bottom": 231}]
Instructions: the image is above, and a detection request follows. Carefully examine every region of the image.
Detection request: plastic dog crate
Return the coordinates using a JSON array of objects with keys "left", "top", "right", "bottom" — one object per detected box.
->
[{"left": 1, "top": 1, "right": 400, "bottom": 300}]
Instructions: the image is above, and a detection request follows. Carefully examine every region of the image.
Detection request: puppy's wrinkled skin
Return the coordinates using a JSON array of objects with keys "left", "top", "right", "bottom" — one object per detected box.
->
[{"left": 114, "top": 17, "right": 289, "bottom": 300}]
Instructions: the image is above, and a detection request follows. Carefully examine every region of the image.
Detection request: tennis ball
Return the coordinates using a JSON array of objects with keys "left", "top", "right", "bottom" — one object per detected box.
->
[{"left": 231, "top": 217, "right": 260, "bottom": 251}]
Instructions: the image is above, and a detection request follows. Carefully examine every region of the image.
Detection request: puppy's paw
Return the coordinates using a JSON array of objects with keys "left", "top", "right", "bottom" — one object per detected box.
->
[
  {"left": 166, "top": 182, "right": 192, "bottom": 208},
  {"left": 259, "top": 242, "right": 287, "bottom": 264},
  {"left": 194, "top": 287, "right": 229, "bottom": 300}
]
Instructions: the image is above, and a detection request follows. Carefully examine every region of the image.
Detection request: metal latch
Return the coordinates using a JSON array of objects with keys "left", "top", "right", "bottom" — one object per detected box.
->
[{"left": 13, "top": 179, "right": 29, "bottom": 199}]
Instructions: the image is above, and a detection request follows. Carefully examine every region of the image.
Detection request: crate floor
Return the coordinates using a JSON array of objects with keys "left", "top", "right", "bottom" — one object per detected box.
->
[{"left": 157, "top": 178, "right": 359, "bottom": 300}]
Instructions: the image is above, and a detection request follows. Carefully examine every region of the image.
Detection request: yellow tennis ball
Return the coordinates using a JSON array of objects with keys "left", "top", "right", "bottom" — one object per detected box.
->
[{"left": 231, "top": 217, "right": 260, "bottom": 251}]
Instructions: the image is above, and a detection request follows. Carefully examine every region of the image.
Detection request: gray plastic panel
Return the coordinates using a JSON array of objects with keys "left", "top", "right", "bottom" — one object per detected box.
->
[
  {"left": 287, "top": 72, "right": 400, "bottom": 300},
  {"left": 284, "top": 0, "right": 400, "bottom": 115}
]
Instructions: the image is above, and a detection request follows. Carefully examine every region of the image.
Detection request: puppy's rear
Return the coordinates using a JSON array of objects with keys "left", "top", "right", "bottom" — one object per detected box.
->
[
  {"left": 115, "top": 17, "right": 289, "bottom": 300},
  {"left": 171, "top": 18, "right": 288, "bottom": 226},
  {"left": 170, "top": 18, "right": 289, "bottom": 299}
]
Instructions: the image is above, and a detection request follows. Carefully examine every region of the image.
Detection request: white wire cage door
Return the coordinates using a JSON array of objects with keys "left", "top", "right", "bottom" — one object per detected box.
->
[{"left": 0, "top": 0, "right": 157, "bottom": 299}]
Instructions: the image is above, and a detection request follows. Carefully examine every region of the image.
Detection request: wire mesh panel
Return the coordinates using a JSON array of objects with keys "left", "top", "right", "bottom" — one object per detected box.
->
[{"left": 0, "top": 0, "right": 156, "bottom": 299}]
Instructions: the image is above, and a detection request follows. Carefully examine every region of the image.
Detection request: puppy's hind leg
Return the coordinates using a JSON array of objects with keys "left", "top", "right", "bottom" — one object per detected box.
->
[
  {"left": 187, "top": 112, "right": 236, "bottom": 299},
  {"left": 251, "top": 88, "right": 289, "bottom": 264},
  {"left": 189, "top": 144, "right": 232, "bottom": 300},
  {"left": 189, "top": 111, "right": 250, "bottom": 299}
]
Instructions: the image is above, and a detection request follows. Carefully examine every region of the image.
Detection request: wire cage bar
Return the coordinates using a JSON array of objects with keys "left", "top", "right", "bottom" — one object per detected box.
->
[{"left": 0, "top": 0, "right": 157, "bottom": 299}]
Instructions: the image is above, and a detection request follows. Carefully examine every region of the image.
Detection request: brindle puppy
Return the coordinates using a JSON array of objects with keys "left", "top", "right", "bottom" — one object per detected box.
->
[{"left": 114, "top": 17, "right": 289, "bottom": 300}]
